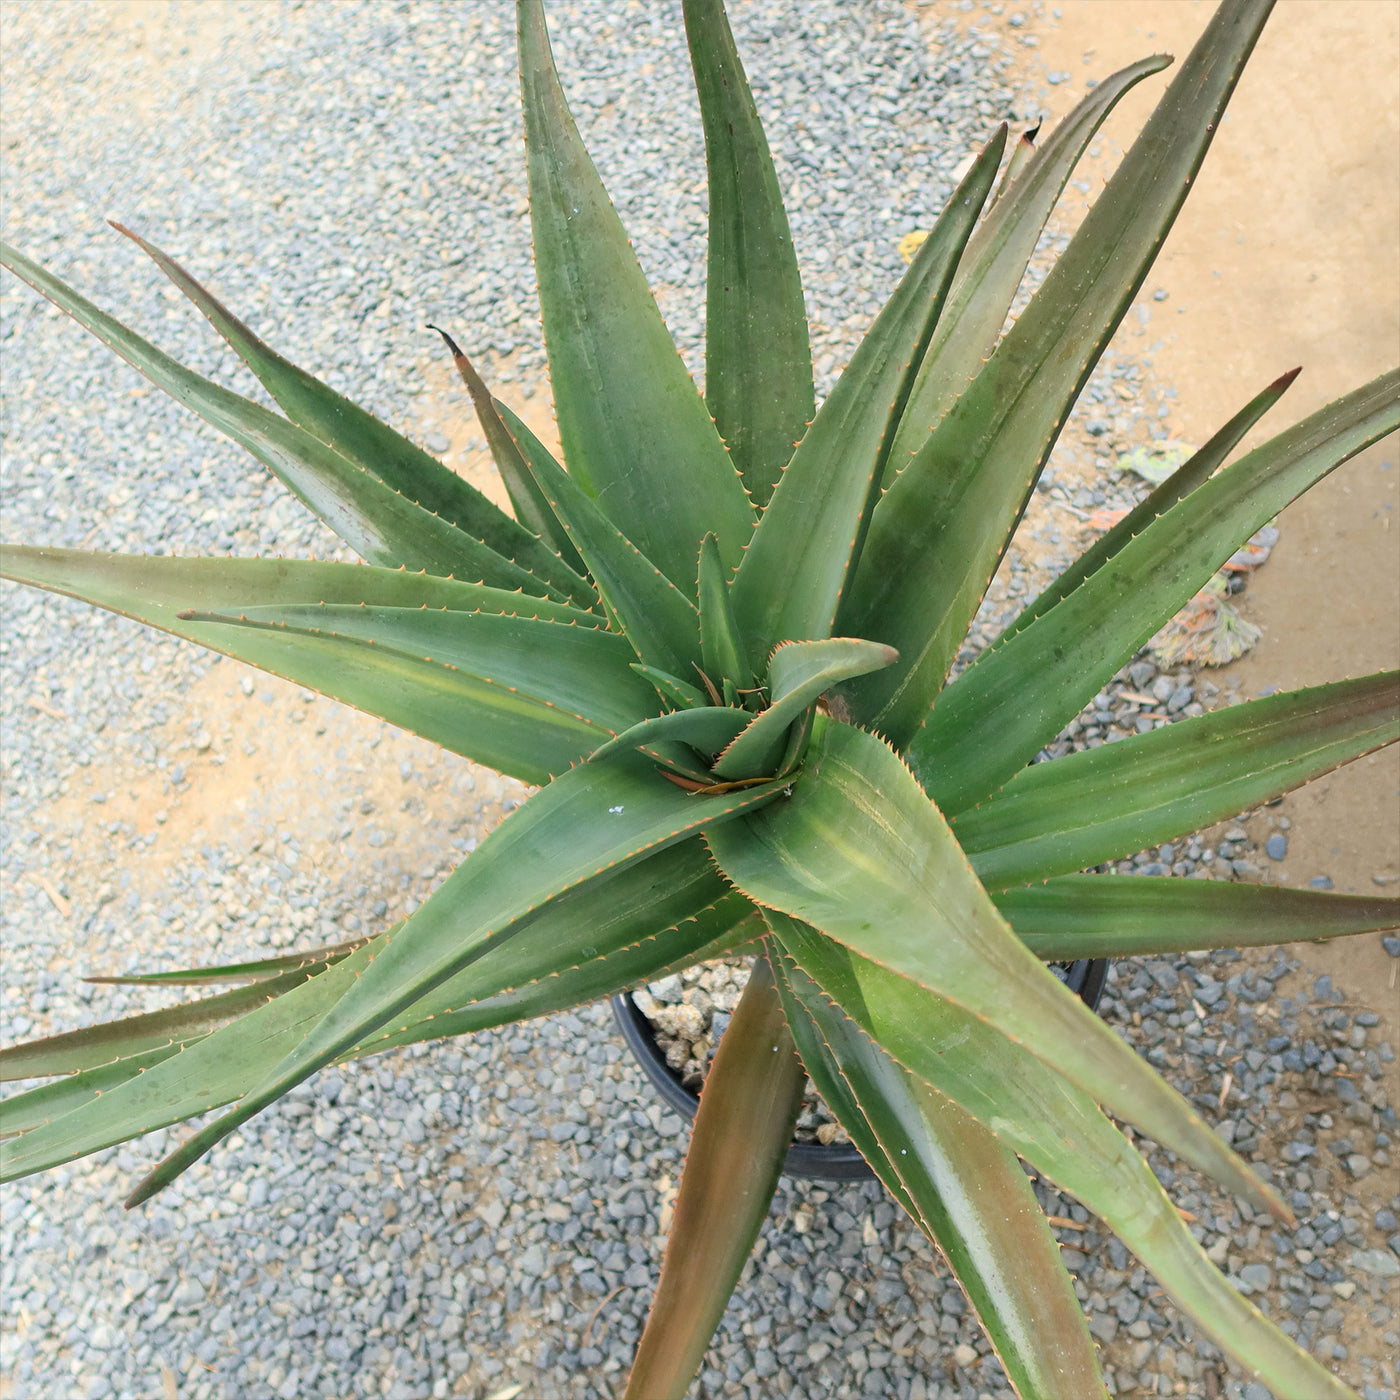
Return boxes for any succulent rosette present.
[2,2,1396,1396]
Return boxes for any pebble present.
[1265,833,1288,861]
[634,962,849,1144]
[1351,1249,1400,1279]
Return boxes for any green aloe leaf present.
[518,0,754,591]
[121,742,791,1205]
[584,705,751,778]
[990,368,1299,654]
[996,875,1400,960]
[623,954,804,1400]
[365,894,762,1059]
[884,54,1173,477]
[1,939,380,1180]
[427,326,591,580]
[83,939,369,987]
[5,907,737,1143]
[775,920,1357,1400]
[2,1050,184,1141]
[957,673,1399,889]
[0,968,323,1082]
[729,128,1006,661]
[113,223,595,608]
[0,845,749,1168]
[630,664,708,712]
[766,947,919,1218]
[183,600,655,739]
[914,371,1400,810]
[697,533,754,697]
[506,420,704,678]
[493,401,591,576]
[842,0,1276,745]
[0,547,622,784]
[0,548,599,628]
[683,0,813,507]
[712,637,897,780]
[771,946,1108,1400]
[706,718,1285,1217]
[989,122,1037,204]
[0,243,564,597]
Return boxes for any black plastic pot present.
[612,957,1110,1185]
[1053,954,1110,1011]
[611,988,873,1180]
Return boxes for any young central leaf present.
[712,638,898,781]
[728,128,1005,661]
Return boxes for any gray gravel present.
[2,3,1396,1400]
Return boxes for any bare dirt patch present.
[30,657,526,989]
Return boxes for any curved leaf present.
[518,0,754,590]
[585,706,750,780]
[775,920,1355,1400]
[624,955,803,1400]
[683,0,813,506]
[706,718,1285,1217]
[729,128,1005,661]
[884,54,1173,476]
[914,371,1400,810]
[772,946,1107,1400]
[713,637,898,780]
[842,0,1277,745]
[0,243,560,596]
[957,672,1399,889]
[0,547,621,783]
[113,224,595,607]
[996,875,1400,960]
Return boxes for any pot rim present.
[609,989,876,1181]
[610,957,1110,1184]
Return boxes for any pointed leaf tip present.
[519,0,753,590]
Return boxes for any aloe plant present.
[1,1,1396,1396]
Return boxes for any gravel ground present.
[1,3,1396,1399]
